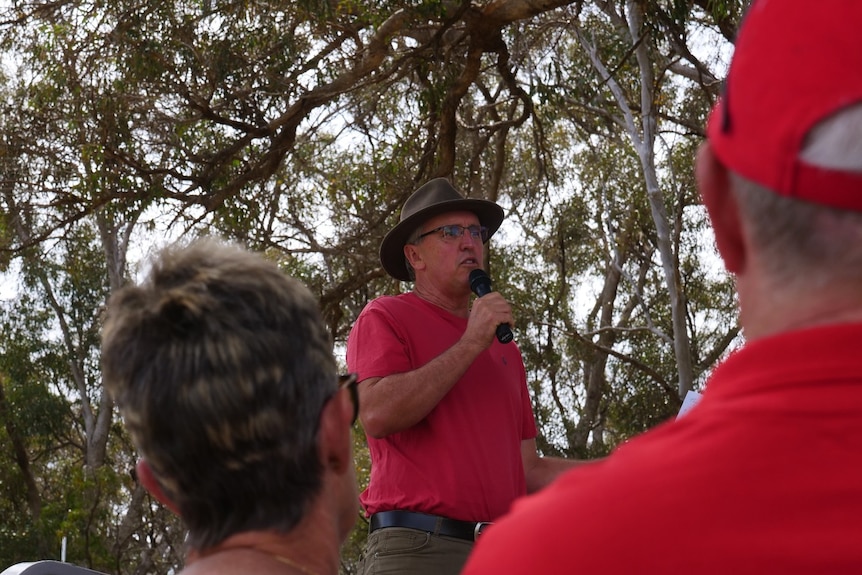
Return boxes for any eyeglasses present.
[416,224,489,243]
[338,373,359,425]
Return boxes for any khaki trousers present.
[359,526,474,575]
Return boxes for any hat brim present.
[379,198,505,282]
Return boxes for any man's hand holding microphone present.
[469,269,514,344]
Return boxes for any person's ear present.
[136,459,182,516]
[404,243,425,275]
[318,389,354,475]
[696,142,746,274]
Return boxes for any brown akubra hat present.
[379,177,505,281]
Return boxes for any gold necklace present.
[270,552,321,575]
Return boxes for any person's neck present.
[413,284,471,317]
[738,277,862,341]
[185,525,337,575]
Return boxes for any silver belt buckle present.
[473,521,492,539]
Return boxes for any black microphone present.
[469,269,514,344]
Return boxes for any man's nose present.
[459,229,480,246]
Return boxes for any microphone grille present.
[469,268,490,292]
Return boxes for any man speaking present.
[347,177,592,575]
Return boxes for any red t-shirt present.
[463,322,862,574]
[346,292,537,522]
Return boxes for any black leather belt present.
[370,510,491,541]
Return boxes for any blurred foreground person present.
[101,238,359,575]
[463,1,862,573]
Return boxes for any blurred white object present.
[677,390,703,419]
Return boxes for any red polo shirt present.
[464,323,862,574]
[347,292,537,522]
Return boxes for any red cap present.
[706,0,862,211]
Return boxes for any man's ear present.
[136,459,182,516]
[696,142,746,274]
[404,243,425,275]
[318,389,354,475]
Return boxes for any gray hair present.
[101,238,337,549]
[729,104,862,289]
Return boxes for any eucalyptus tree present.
[0,0,747,572]
[0,226,136,569]
[496,0,746,460]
